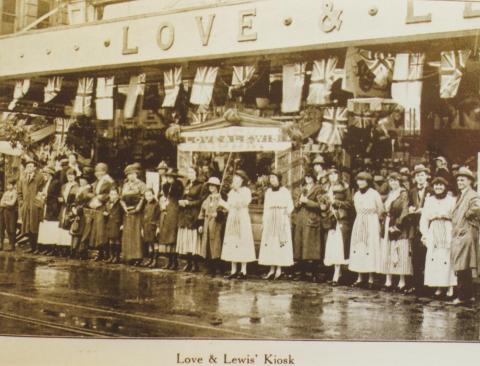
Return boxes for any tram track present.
[0,290,260,338]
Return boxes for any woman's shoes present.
[182,263,192,272]
[263,272,275,280]
[225,272,238,280]
[236,273,247,280]
[331,281,339,287]
[274,272,284,281]
[351,281,364,288]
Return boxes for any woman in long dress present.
[220,170,256,280]
[158,169,184,270]
[292,169,324,282]
[349,172,384,288]
[120,163,146,265]
[176,167,204,272]
[378,172,412,292]
[258,172,294,280]
[57,168,79,256]
[323,168,353,285]
[420,176,457,298]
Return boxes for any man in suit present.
[18,159,44,253]
[451,167,480,306]
[406,164,432,296]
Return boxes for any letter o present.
[157,22,175,50]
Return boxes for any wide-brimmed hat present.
[312,155,325,165]
[356,171,373,182]
[94,162,109,173]
[431,176,449,187]
[374,175,385,183]
[434,156,448,165]
[124,163,141,176]
[413,164,430,176]
[42,166,55,175]
[454,166,475,181]
[234,170,249,183]
[207,177,221,186]
[328,168,340,175]
[387,172,402,182]
[399,167,410,176]
[165,168,182,178]
[23,157,37,167]
[156,161,169,171]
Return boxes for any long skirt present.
[324,225,349,266]
[38,221,60,245]
[389,239,413,275]
[425,220,457,287]
[258,235,294,267]
[348,213,380,273]
[377,237,391,274]
[122,213,143,260]
[176,228,201,256]
[90,209,107,248]
[57,228,72,247]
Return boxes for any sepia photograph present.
[0,0,479,364]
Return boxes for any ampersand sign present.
[321,0,343,33]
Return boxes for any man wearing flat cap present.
[18,159,44,253]
[81,163,114,257]
[451,167,480,305]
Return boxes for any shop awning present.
[179,110,291,152]
[0,124,55,156]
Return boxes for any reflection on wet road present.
[0,253,478,340]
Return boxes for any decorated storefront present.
[0,0,480,187]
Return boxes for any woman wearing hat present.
[120,163,146,265]
[57,168,79,256]
[198,176,227,277]
[219,170,256,279]
[419,176,457,298]
[70,169,93,259]
[349,171,384,288]
[323,169,353,285]
[176,167,204,272]
[292,169,324,282]
[86,163,114,261]
[378,172,413,292]
[158,168,184,270]
[37,165,62,256]
[258,171,294,280]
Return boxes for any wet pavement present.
[0,252,479,340]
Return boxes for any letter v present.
[196,14,216,46]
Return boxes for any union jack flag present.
[162,67,182,108]
[73,77,94,116]
[317,107,348,146]
[307,57,344,105]
[44,76,63,103]
[440,50,471,99]
[190,66,219,106]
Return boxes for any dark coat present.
[143,200,160,243]
[293,183,324,261]
[18,171,44,235]
[88,176,115,247]
[43,178,61,221]
[381,189,409,240]
[404,185,433,240]
[326,186,354,259]
[59,182,79,230]
[178,180,203,230]
[159,180,184,245]
[451,187,480,272]
[104,199,123,242]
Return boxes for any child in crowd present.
[142,189,160,268]
[104,187,123,263]
[0,179,18,251]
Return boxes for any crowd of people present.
[0,152,479,307]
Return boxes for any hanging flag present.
[190,66,219,106]
[439,50,471,99]
[307,58,344,105]
[391,53,425,133]
[162,67,182,108]
[44,76,63,103]
[317,106,348,146]
[95,76,115,120]
[342,47,394,98]
[229,65,256,98]
[54,117,74,149]
[124,73,146,119]
[8,79,30,110]
[73,77,94,116]
[281,62,306,113]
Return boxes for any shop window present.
[1,0,17,34]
